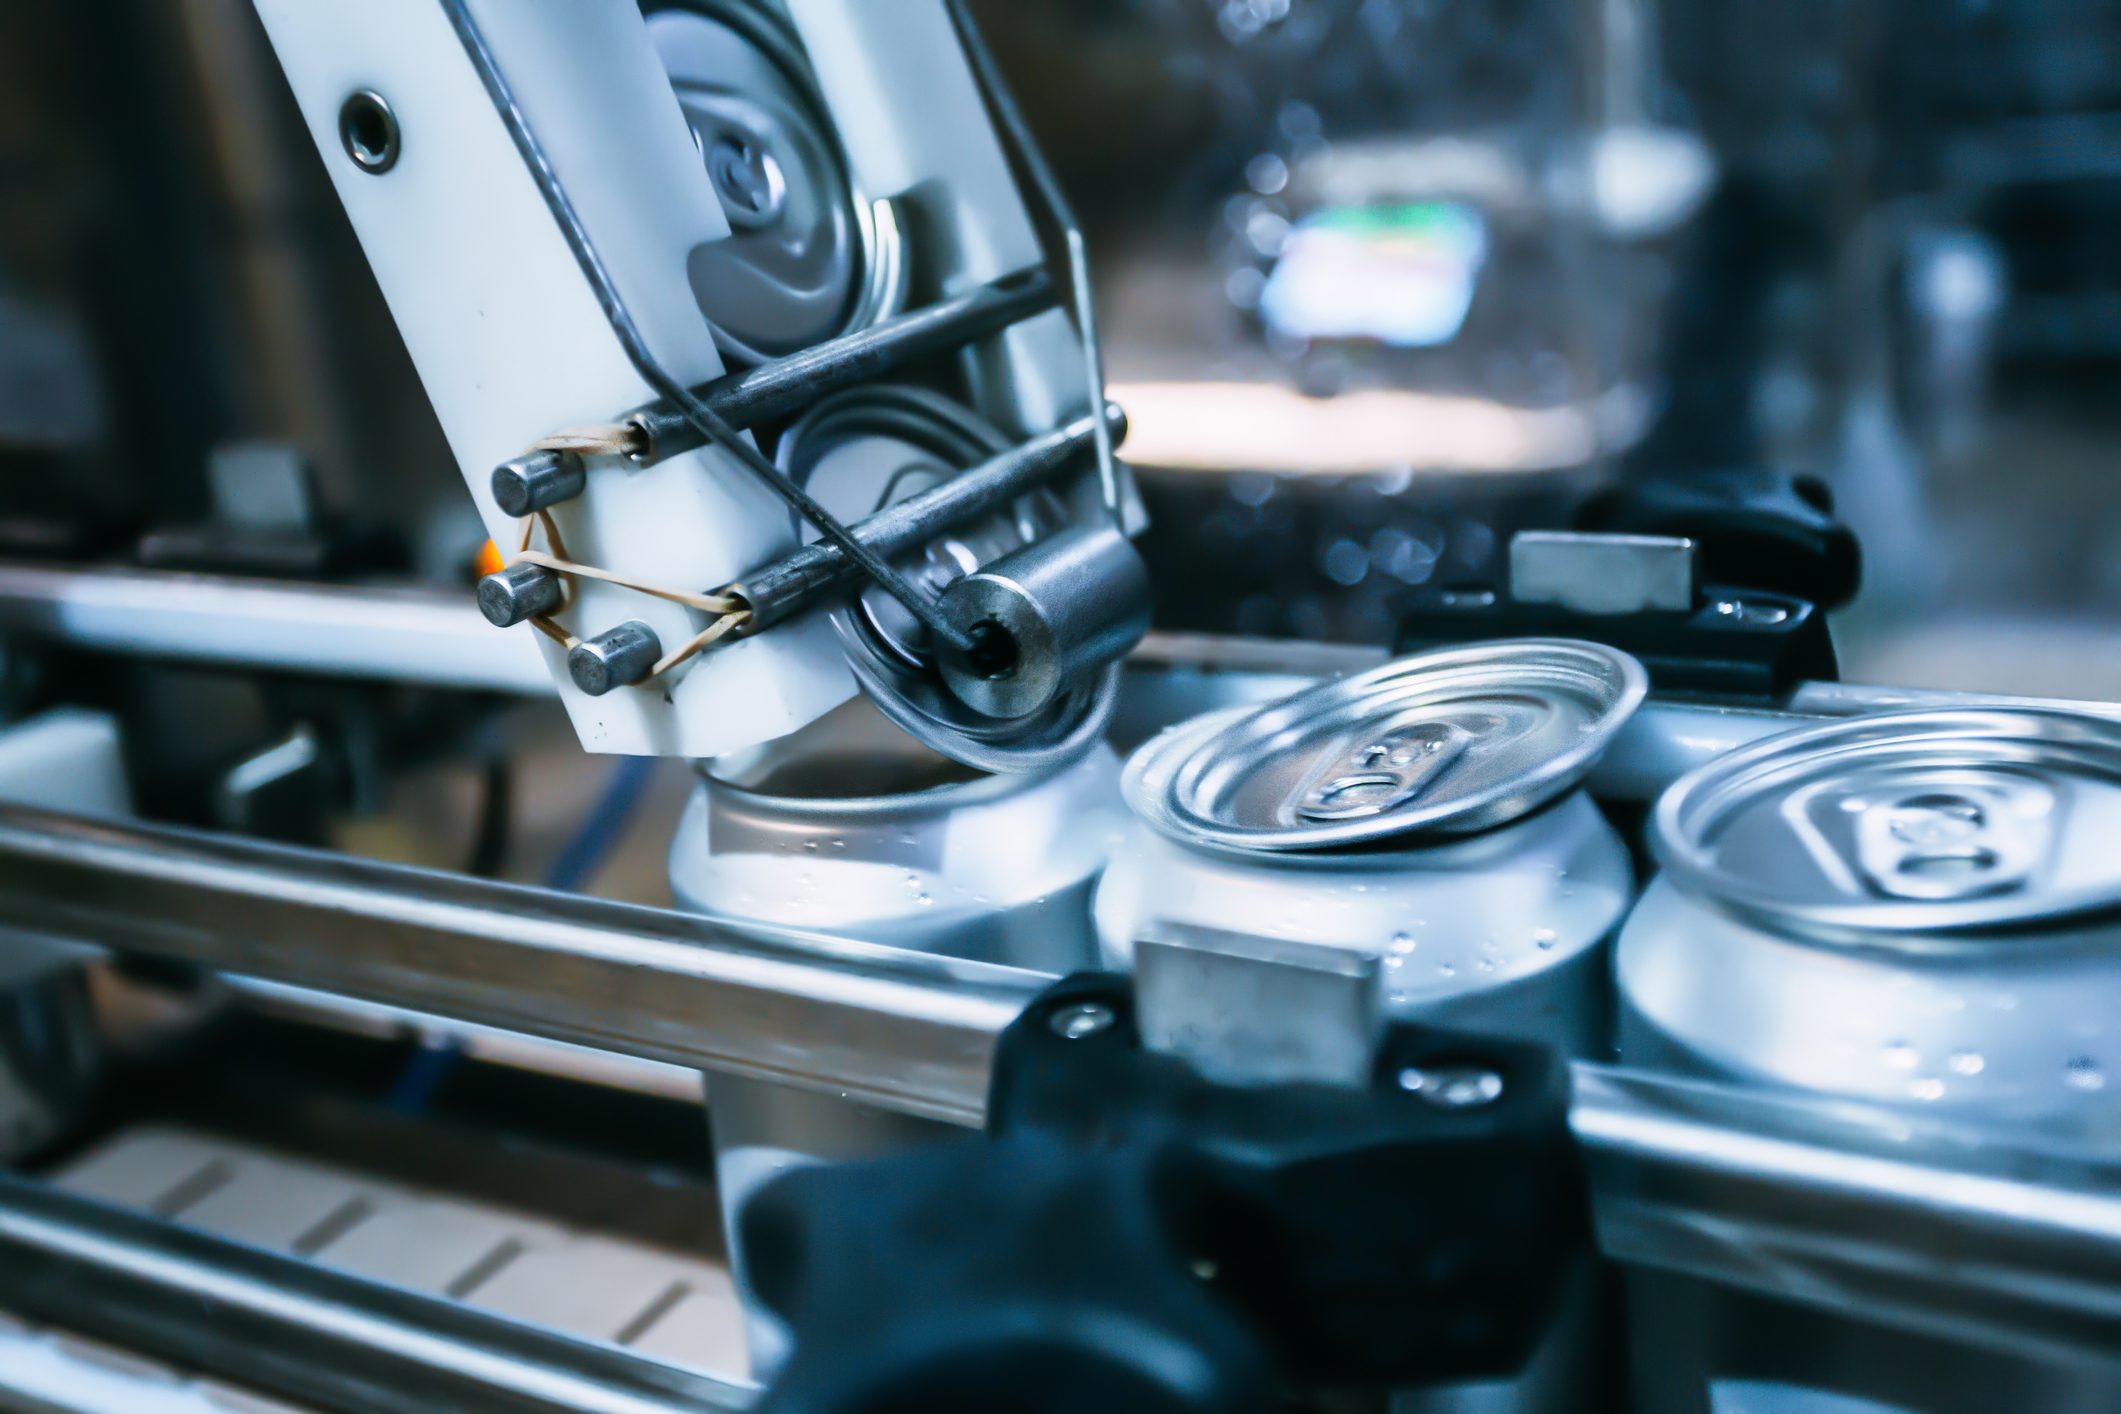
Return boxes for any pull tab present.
[1852,786,2047,901]
[1294,721,1471,823]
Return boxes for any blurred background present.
[3,0,2121,893]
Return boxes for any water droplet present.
[1532,928,1558,951]
[914,893,934,907]
[1388,990,1408,1005]
[803,840,819,853]
[1389,932,1417,954]
[1383,955,1403,971]
[1436,963,1457,978]
[1948,1051,1985,1076]
[1908,1078,1946,1102]
[1475,958,1496,973]
[1881,1041,1919,1071]
[830,838,846,850]
[2066,1057,2107,1092]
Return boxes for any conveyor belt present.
[0,1125,751,1412]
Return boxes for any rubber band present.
[528,423,641,458]
[501,460,750,686]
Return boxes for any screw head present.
[1397,1064,1505,1109]
[568,621,662,697]
[1048,1001,1116,1040]
[477,563,564,628]
[491,449,587,518]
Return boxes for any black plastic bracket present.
[741,973,1589,1413]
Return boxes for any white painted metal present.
[784,0,1085,434]
[784,0,1141,531]
[251,0,854,757]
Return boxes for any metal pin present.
[568,622,661,697]
[476,563,565,628]
[490,450,587,518]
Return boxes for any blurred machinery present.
[0,2,2119,1413]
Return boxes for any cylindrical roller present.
[477,562,566,627]
[569,621,662,697]
[489,449,587,517]
[935,525,1152,720]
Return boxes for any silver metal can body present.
[669,700,1125,1376]
[1096,788,1632,1060]
[1094,641,1648,1414]
[1616,708,2121,1413]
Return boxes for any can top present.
[1653,707,2121,937]
[1128,639,1647,851]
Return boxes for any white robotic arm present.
[251,0,1146,765]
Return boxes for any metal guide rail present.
[0,802,2115,1401]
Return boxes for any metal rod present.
[725,403,1119,636]
[0,1172,754,1413]
[0,805,2119,1354]
[436,0,975,656]
[0,803,1036,1125]
[625,270,1058,465]
[0,562,550,693]
[1573,1063,2121,1365]
[944,0,1122,523]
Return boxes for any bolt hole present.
[963,619,1019,679]
[339,91,400,174]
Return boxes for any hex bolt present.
[1397,1065,1505,1109]
[476,563,565,628]
[490,449,588,518]
[1048,1001,1116,1040]
[568,621,662,697]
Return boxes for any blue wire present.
[543,755,658,893]
[386,755,659,1113]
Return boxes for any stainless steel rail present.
[0,804,2117,1361]
[1574,1064,2121,1366]
[0,804,1036,1125]
[7,559,2117,794]
[0,1171,754,1413]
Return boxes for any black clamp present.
[742,973,1589,1413]
[1397,465,1858,698]
[1576,466,1861,613]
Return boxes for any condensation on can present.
[1094,640,1647,1414]
[1617,707,2121,1414]
[1096,640,1647,1058]
[670,694,1126,1377]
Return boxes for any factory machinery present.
[0,3,2118,1412]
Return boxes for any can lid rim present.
[1125,638,1647,851]
[1652,706,2121,936]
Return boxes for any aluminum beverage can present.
[1618,707,2121,1413]
[671,696,1125,1375]
[646,0,904,363]
[1095,638,1648,1414]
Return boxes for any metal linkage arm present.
[623,270,1058,465]
[724,403,1121,637]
